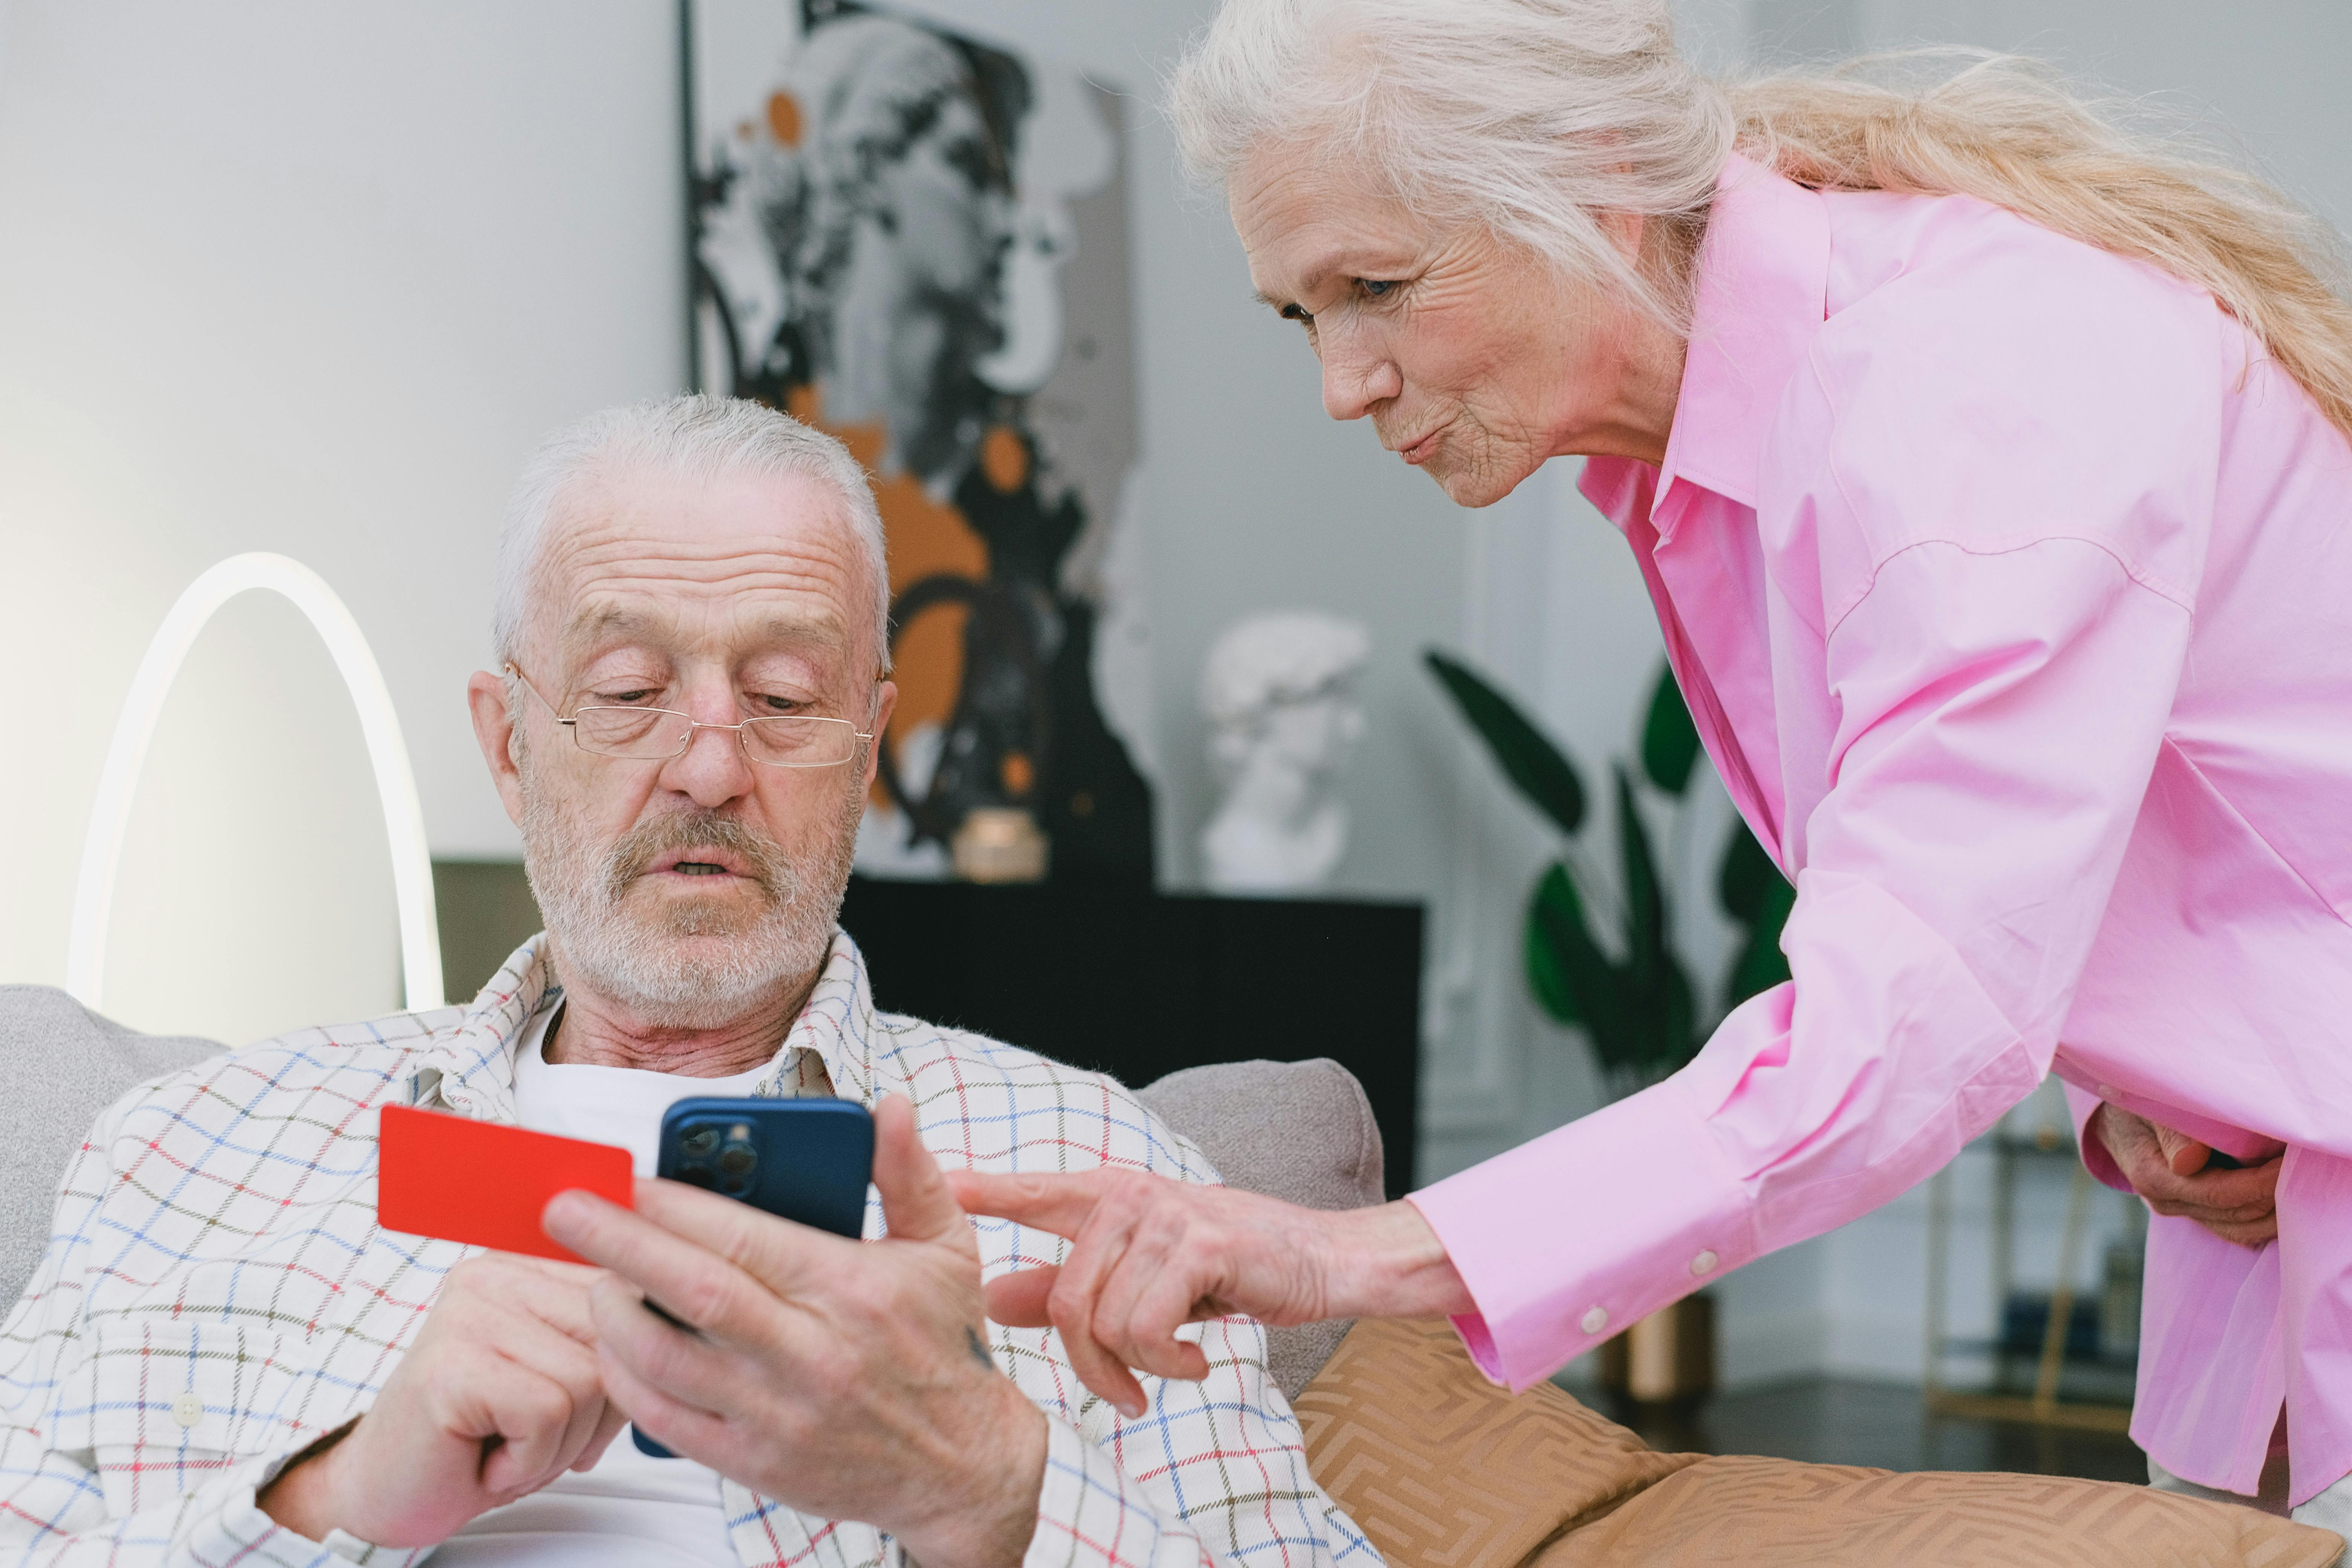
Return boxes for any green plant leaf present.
[1525,863,1638,1070]
[1724,877,1796,1007]
[1719,821,1795,1011]
[1614,764,1668,994]
[1648,954,1701,1082]
[1717,821,1784,924]
[1425,649,1585,837]
[1640,665,1702,795]
[1524,864,1583,1027]
[1603,762,1709,1084]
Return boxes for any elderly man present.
[0,397,1372,1568]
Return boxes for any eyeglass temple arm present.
[505,663,578,727]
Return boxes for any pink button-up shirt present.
[1409,153,2352,1505]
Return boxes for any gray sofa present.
[0,984,1384,1397]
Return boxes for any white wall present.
[0,4,687,1043]
[6,1,691,849]
[1865,0,2352,234]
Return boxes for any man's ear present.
[861,680,899,795]
[467,669,527,829]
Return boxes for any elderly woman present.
[952,0,2352,1531]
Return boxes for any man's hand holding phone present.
[544,1094,1048,1568]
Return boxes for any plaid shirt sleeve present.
[907,1038,1378,1568]
[0,1083,417,1568]
[1022,1313,1371,1568]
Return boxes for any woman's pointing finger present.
[945,1168,1111,1237]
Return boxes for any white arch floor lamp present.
[65,552,444,1015]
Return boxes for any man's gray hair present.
[492,395,891,669]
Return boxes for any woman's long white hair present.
[1168,0,2352,438]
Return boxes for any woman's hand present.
[2090,1104,2280,1247]
[944,1170,1470,1416]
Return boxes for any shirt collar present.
[1582,153,1832,535]
[407,928,880,1119]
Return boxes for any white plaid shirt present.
[0,933,1377,1568]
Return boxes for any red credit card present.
[378,1104,633,1263]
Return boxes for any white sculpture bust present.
[1199,611,1372,894]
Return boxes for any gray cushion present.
[0,986,224,1306]
[1135,1057,1386,1401]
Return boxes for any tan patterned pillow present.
[1546,1455,2343,1568]
[1292,1315,1701,1568]
[1296,1317,2344,1568]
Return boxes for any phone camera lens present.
[717,1142,756,1176]
[682,1127,719,1158]
[680,1166,717,1190]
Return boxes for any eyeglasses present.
[505,664,873,769]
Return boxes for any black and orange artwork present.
[683,0,1153,884]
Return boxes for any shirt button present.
[1580,1306,1609,1335]
[1690,1250,1720,1276]
[170,1392,203,1428]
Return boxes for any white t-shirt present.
[432,1006,772,1567]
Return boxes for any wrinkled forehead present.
[1231,142,1430,297]
[527,462,877,674]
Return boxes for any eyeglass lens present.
[570,707,859,767]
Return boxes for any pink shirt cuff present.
[1406,1080,1754,1391]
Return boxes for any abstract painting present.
[683,0,1156,884]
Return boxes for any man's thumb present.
[871,1092,968,1246]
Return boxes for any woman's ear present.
[1596,207,1646,265]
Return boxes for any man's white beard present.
[517,760,863,1029]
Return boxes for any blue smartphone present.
[631,1096,874,1457]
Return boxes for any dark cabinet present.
[839,877,1423,1196]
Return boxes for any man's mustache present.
[602,811,794,903]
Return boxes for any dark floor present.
[1600,1377,2147,1484]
